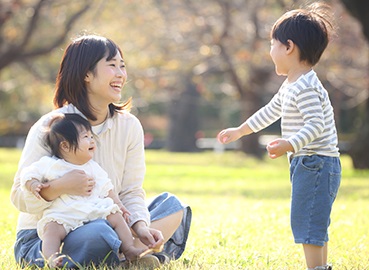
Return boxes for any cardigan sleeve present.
[11,115,54,214]
[119,115,150,227]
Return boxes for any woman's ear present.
[84,72,92,82]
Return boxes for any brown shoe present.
[121,254,161,269]
[152,252,171,264]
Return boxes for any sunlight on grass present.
[1,148,369,269]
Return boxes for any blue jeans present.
[14,192,191,268]
[290,155,341,246]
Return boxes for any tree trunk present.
[349,99,369,169]
[239,67,272,158]
[167,76,200,152]
[340,0,369,40]
[340,0,369,168]
[239,96,263,158]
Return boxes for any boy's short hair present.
[271,2,334,66]
[45,113,92,158]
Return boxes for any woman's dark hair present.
[271,2,335,66]
[53,35,131,121]
[45,113,92,159]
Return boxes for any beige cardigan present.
[11,104,150,232]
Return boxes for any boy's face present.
[270,39,289,76]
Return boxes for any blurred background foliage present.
[0,0,368,167]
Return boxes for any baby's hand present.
[26,179,49,200]
[118,203,131,223]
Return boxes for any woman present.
[11,35,191,268]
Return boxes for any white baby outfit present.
[20,156,120,240]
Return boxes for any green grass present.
[1,148,368,269]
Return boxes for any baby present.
[20,113,145,267]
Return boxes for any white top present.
[11,104,150,232]
[246,70,339,158]
[20,156,120,239]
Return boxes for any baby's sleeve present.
[20,156,51,191]
[91,161,115,198]
[17,156,55,214]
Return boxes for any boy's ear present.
[286,39,295,54]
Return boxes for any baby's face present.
[75,128,95,164]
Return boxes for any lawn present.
[1,148,368,269]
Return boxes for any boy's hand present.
[217,128,242,144]
[266,138,293,159]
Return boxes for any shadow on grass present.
[146,186,292,200]
[146,182,369,200]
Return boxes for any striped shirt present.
[246,70,340,158]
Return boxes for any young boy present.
[20,113,146,267]
[217,3,341,270]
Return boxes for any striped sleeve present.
[286,87,325,153]
[246,92,282,133]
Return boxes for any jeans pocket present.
[329,172,341,199]
[300,155,323,171]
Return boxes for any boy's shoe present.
[121,254,161,269]
[313,265,332,270]
[152,251,171,264]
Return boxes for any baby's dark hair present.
[271,2,335,66]
[45,113,92,159]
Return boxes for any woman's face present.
[84,50,127,109]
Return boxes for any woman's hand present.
[132,221,164,250]
[62,170,95,196]
[40,169,95,201]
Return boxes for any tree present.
[340,0,369,169]
[167,72,200,152]
[0,0,90,71]
[0,0,91,138]
[102,0,367,157]
[340,0,369,40]
[1,0,367,162]
[148,0,368,158]
[147,0,279,154]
